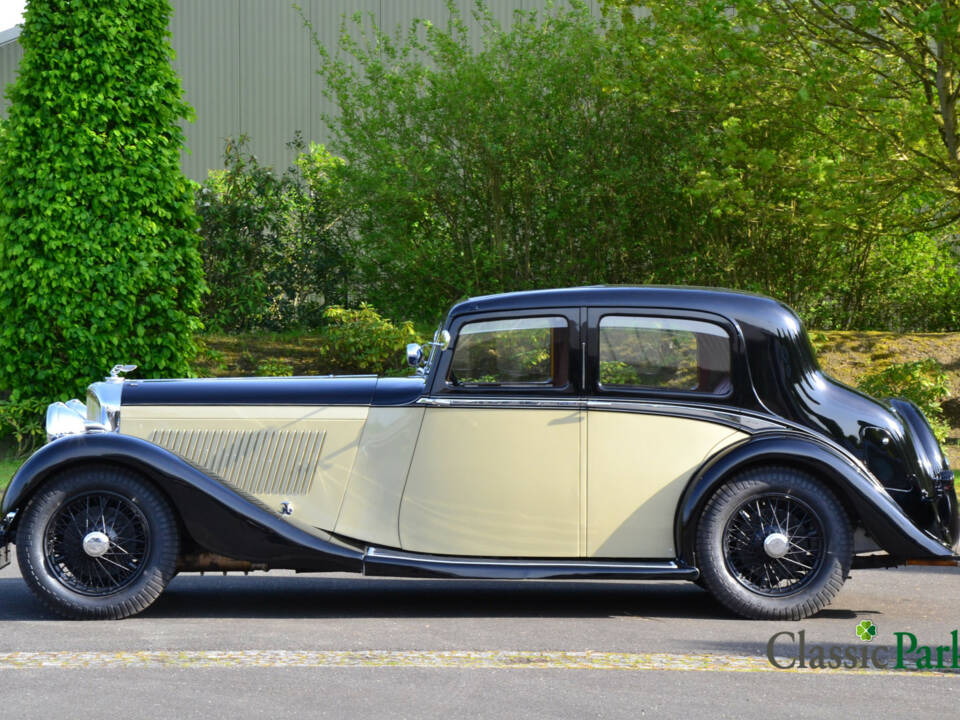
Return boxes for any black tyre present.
[16,465,179,619]
[695,466,852,620]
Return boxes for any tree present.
[0,0,204,408]
[196,136,352,331]
[315,0,960,329]
[604,0,960,328]
[315,1,698,321]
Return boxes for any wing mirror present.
[406,343,424,367]
[406,330,451,369]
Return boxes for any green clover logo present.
[856,620,878,642]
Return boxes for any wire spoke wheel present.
[42,491,150,597]
[721,492,826,597]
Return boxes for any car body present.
[1,286,957,620]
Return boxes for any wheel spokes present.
[43,491,149,597]
[722,492,826,596]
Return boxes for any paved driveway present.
[0,560,957,718]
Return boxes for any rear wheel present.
[696,466,852,620]
[16,466,179,619]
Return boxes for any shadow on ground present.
[0,574,881,623]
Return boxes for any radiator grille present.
[149,428,325,496]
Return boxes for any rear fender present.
[675,432,954,565]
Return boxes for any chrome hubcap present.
[81,531,110,558]
[763,532,790,559]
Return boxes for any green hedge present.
[0,0,204,414]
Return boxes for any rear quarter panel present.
[587,411,746,557]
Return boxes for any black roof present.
[447,286,801,335]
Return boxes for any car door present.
[584,309,748,558]
[399,309,583,557]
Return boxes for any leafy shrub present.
[0,0,204,413]
[318,305,419,375]
[195,140,279,332]
[599,361,642,387]
[0,400,47,456]
[256,360,294,377]
[857,360,950,442]
[196,137,352,331]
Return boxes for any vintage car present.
[1,286,957,621]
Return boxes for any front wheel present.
[695,466,852,620]
[16,466,179,619]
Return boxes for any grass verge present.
[0,452,21,495]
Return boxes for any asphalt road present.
[0,558,958,719]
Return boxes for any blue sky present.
[0,1,25,33]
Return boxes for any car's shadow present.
[0,574,865,621]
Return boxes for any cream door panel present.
[587,412,745,557]
[400,407,580,557]
[121,404,368,531]
[334,406,426,547]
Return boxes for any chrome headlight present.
[45,402,87,441]
[45,366,132,443]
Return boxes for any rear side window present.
[449,316,569,387]
[598,316,731,394]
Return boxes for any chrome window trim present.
[595,312,734,399]
[447,313,571,390]
[429,307,582,398]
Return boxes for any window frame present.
[585,308,743,403]
[428,308,581,397]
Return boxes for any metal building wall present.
[0,0,602,181]
[0,33,23,118]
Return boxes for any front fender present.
[1,433,363,571]
[675,432,955,565]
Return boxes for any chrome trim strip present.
[366,547,681,571]
[415,395,783,433]
[416,397,583,410]
[362,546,699,579]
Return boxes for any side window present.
[449,316,569,388]
[598,316,731,394]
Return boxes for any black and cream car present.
[1,287,957,620]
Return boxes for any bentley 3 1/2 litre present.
[1,286,957,620]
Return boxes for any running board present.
[362,547,699,581]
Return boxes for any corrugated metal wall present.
[0,0,602,180]
[0,36,23,117]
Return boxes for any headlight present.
[45,369,129,443]
[45,402,87,441]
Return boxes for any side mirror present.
[406,343,424,367]
[408,329,451,371]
